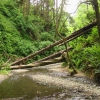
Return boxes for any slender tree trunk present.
[22,0,30,18]
[55,0,58,38]
[55,0,76,73]
[93,0,100,37]
[46,0,50,31]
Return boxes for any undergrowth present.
[0,59,10,74]
[69,28,100,82]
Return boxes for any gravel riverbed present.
[0,63,100,100]
[28,63,100,100]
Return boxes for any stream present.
[0,63,100,100]
[0,75,62,100]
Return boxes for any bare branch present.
[68,0,93,16]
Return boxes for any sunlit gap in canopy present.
[58,0,84,16]
[30,0,83,16]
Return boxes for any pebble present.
[98,87,100,89]
[59,93,66,97]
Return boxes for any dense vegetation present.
[0,0,100,82]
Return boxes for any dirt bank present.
[0,74,8,83]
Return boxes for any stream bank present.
[0,63,100,100]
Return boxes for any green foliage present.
[62,62,68,67]
[69,27,100,82]
[0,59,10,74]
[72,38,100,68]
[67,2,100,82]
[71,4,95,32]
[41,32,54,41]
[0,0,45,62]
[25,15,45,40]
[1,0,100,83]
[0,70,10,74]
[0,0,17,17]
[39,41,53,57]
[1,64,10,71]
[0,13,20,59]
[0,59,4,69]
[15,39,37,56]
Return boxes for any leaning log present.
[11,56,64,69]
[11,48,73,69]
[59,26,95,46]
[11,20,97,65]
[33,47,73,63]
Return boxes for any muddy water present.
[0,69,62,100]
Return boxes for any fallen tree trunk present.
[58,26,95,46]
[33,47,73,63]
[11,56,64,69]
[11,48,73,69]
[11,20,97,65]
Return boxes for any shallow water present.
[0,75,62,99]
[0,66,99,100]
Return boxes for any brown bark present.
[22,0,30,18]
[33,47,73,63]
[93,0,100,37]
[59,26,95,46]
[11,56,64,69]
[11,20,97,66]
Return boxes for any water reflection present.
[0,75,62,99]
